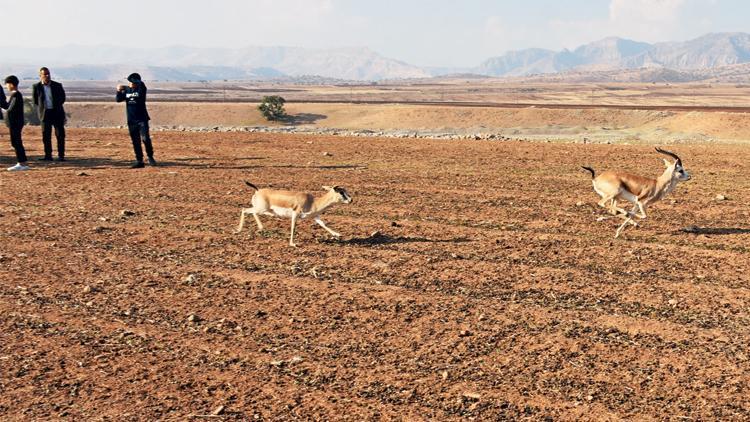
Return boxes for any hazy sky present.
[2,0,748,67]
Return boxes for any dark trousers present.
[128,120,154,162]
[9,125,28,163]
[41,110,66,158]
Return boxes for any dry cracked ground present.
[1,129,749,420]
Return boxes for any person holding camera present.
[116,73,156,168]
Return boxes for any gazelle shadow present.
[680,226,750,235]
[332,233,473,245]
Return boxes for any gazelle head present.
[656,148,691,182]
[323,186,353,204]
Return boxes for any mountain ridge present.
[3,33,750,82]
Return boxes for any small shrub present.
[258,96,286,121]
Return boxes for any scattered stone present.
[575,201,585,207]
[77,172,89,176]
[83,285,93,294]
[187,314,200,323]
[270,360,285,367]
[322,152,332,157]
[289,356,304,365]
[391,221,402,227]
[462,392,481,400]
[441,370,449,381]
[668,299,678,306]
[184,274,198,284]
[212,405,225,416]
[715,194,727,201]
[120,209,136,217]
[459,329,472,337]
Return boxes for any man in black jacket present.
[32,67,66,161]
[2,75,30,171]
[116,73,156,168]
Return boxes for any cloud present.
[609,0,685,22]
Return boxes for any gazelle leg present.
[252,212,264,231]
[314,217,341,237]
[236,208,251,233]
[615,216,632,238]
[634,201,647,219]
[289,212,299,247]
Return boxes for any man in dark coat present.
[116,73,156,168]
[2,75,30,171]
[31,67,66,161]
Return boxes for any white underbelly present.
[268,206,312,219]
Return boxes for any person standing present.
[1,76,30,171]
[116,73,156,168]
[32,67,67,161]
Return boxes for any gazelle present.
[236,181,353,247]
[582,148,691,238]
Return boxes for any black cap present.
[126,73,142,83]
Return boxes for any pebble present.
[120,209,136,217]
[715,194,727,201]
[187,314,200,323]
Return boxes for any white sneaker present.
[7,163,30,171]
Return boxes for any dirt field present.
[1,129,749,420]
[63,80,750,107]
[66,101,750,144]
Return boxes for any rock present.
[459,329,472,337]
[77,172,89,176]
[462,392,481,400]
[83,285,93,294]
[187,314,200,323]
[668,299,678,306]
[441,370,449,381]
[289,356,304,365]
[576,201,585,207]
[120,209,136,217]
[322,152,332,157]
[212,405,225,415]
[184,274,197,284]
[270,360,285,367]
[715,194,727,201]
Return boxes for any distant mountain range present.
[3,33,750,82]
[475,33,750,77]
[0,45,428,81]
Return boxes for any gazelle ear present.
[322,185,333,191]
[663,158,672,168]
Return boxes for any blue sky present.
[1,0,748,66]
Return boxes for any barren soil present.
[1,129,749,420]
[67,102,750,144]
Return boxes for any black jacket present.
[0,86,5,120]
[31,80,66,121]
[116,82,150,123]
[2,90,25,128]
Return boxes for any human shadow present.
[244,164,367,170]
[680,226,750,235]
[331,233,473,245]
[281,113,327,126]
[9,156,267,171]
